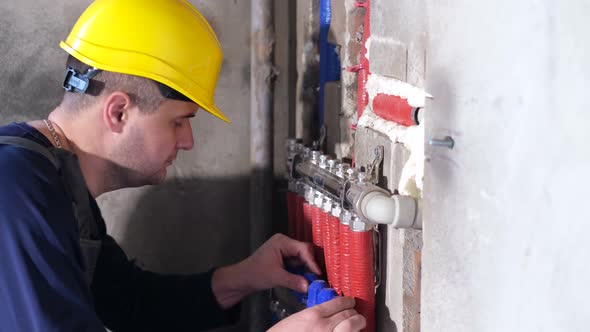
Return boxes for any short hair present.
[60,55,165,113]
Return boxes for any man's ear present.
[103,91,133,133]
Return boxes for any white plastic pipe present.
[359,192,421,229]
[361,192,396,224]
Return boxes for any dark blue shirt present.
[0,123,102,331]
[0,123,238,332]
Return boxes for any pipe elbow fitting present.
[358,191,421,229]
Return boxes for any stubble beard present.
[106,128,165,190]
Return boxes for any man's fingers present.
[278,236,322,275]
[326,309,358,329]
[276,269,308,293]
[333,314,367,332]
[315,296,356,317]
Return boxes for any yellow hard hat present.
[60,0,229,123]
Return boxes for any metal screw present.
[319,155,328,168]
[297,181,307,197]
[304,186,314,203]
[327,159,337,172]
[331,204,342,218]
[322,198,333,213]
[311,151,321,164]
[314,192,324,208]
[428,136,454,149]
[346,168,357,181]
[341,211,353,226]
[351,216,371,232]
[336,163,350,178]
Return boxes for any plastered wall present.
[318,1,590,332]
[422,1,590,331]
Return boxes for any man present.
[0,0,366,331]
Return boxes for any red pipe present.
[373,93,418,126]
[311,204,326,272]
[311,204,323,251]
[355,0,420,127]
[340,221,352,297]
[321,208,333,285]
[350,230,375,332]
[328,214,342,294]
[302,202,314,243]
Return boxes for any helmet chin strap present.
[157,82,192,102]
[63,67,102,95]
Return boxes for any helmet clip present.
[63,67,102,94]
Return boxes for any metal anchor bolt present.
[428,136,454,149]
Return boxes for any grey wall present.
[99,0,252,278]
[0,1,254,331]
[0,1,87,121]
[8,1,587,331]
[316,0,590,331]
[423,1,590,331]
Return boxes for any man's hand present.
[241,233,322,292]
[212,234,322,309]
[268,297,366,332]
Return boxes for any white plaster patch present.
[358,107,424,198]
[336,142,354,160]
[366,74,432,108]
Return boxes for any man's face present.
[109,99,197,187]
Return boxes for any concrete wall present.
[423,1,590,331]
[320,0,590,331]
[8,1,589,331]
[0,1,254,331]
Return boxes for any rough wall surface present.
[357,0,427,331]
[273,1,296,178]
[295,0,319,145]
[0,1,252,331]
[423,1,590,331]
[336,0,364,160]
[320,0,426,330]
[0,0,87,122]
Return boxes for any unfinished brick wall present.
[293,1,426,331]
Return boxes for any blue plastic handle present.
[307,280,328,307]
[317,288,338,305]
[304,273,318,284]
[287,265,309,303]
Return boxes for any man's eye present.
[174,120,183,128]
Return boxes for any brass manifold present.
[286,139,421,230]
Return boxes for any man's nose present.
[177,122,194,150]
